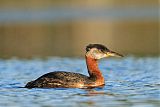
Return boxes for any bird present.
[25,44,123,88]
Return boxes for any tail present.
[25,81,35,88]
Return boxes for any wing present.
[25,71,89,88]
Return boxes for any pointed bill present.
[106,51,124,57]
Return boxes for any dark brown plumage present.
[25,71,95,88]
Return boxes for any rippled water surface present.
[0,57,159,107]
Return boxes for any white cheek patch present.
[87,48,107,59]
[94,53,107,59]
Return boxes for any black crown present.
[86,44,110,52]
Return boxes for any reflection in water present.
[76,89,106,96]
[75,89,133,107]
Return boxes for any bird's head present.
[86,44,123,59]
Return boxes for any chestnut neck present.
[85,55,104,80]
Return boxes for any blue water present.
[0,7,157,24]
[0,57,159,107]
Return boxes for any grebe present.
[25,44,123,88]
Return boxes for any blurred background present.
[0,0,159,58]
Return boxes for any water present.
[0,7,157,24]
[0,57,159,107]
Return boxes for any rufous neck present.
[85,55,103,78]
